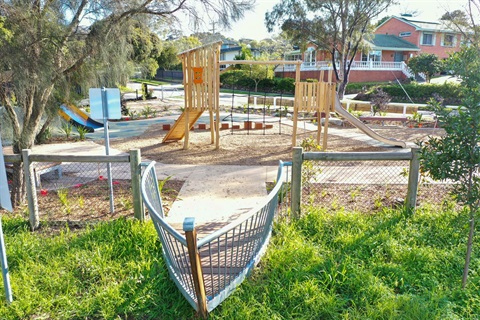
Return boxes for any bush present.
[353,82,462,104]
[345,82,387,94]
[274,77,295,93]
[382,82,462,104]
[220,70,295,94]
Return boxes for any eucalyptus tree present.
[241,35,293,60]
[0,0,253,208]
[265,0,396,98]
[129,22,163,79]
[157,36,202,70]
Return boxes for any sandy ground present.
[105,99,443,165]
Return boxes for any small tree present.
[407,53,443,82]
[370,88,391,115]
[418,46,480,288]
[235,46,274,92]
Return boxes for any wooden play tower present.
[162,42,222,149]
[292,70,337,150]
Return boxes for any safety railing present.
[140,160,291,318]
[276,60,414,77]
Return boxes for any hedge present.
[220,70,462,104]
[220,70,295,93]
[352,82,462,104]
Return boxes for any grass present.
[130,79,170,86]
[0,218,192,319]
[211,206,480,319]
[0,206,479,319]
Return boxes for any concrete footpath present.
[161,165,278,229]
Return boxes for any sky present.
[197,0,469,41]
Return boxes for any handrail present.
[140,162,187,245]
[140,160,290,317]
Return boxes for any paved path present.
[164,165,278,230]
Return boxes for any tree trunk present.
[337,81,347,100]
[462,215,475,288]
[35,114,55,144]
[10,162,26,208]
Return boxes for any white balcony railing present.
[276,60,415,79]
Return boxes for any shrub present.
[220,70,295,94]
[353,82,462,104]
[370,88,391,115]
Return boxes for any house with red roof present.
[278,15,462,83]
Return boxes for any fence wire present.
[6,159,134,221]
[301,160,454,212]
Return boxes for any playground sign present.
[89,88,121,120]
[89,88,121,213]
[192,67,204,84]
[0,132,13,303]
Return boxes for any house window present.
[285,53,301,61]
[443,34,455,47]
[399,32,411,37]
[362,51,381,62]
[304,47,316,65]
[422,32,434,45]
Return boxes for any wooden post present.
[406,148,420,211]
[183,217,208,319]
[22,149,39,230]
[292,62,302,146]
[317,82,325,146]
[214,44,221,150]
[291,147,303,218]
[129,149,144,222]
[184,53,192,150]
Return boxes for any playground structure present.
[162,42,313,149]
[161,42,406,150]
[162,42,221,149]
[58,104,104,133]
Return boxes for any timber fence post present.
[406,147,420,211]
[129,149,144,221]
[183,217,208,319]
[22,149,39,230]
[291,147,303,219]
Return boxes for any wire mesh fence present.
[300,159,455,213]
[3,151,142,226]
[33,161,134,221]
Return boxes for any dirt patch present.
[108,99,442,165]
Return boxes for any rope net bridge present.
[140,161,290,318]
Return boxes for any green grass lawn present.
[130,79,170,86]
[0,205,479,319]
